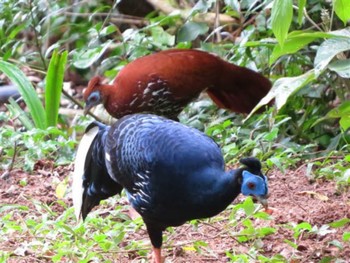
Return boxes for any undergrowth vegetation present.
[0,0,350,262]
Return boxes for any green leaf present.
[0,60,46,129]
[294,222,312,238]
[177,21,209,42]
[343,232,350,241]
[328,58,350,78]
[329,218,350,228]
[270,31,334,65]
[6,97,34,130]
[151,26,175,46]
[327,101,350,131]
[263,127,279,141]
[246,69,316,119]
[0,204,29,213]
[314,36,350,76]
[334,0,350,25]
[327,101,350,118]
[319,257,333,263]
[100,25,117,36]
[284,239,298,249]
[73,40,112,69]
[340,117,350,131]
[298,0,306,25]
[313,101,350,130]
[271,0,293,47]
[241,197,255,216]
[190,0,215,15]
[45,50,68,127]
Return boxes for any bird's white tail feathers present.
[72,126,100,221]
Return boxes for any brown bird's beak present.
[83,104,93,116]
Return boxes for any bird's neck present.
[188,169,242,219]
[217,169,243,203]
[99,83,123,113]
[99,83,116,102]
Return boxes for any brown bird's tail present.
[207,61,271,114]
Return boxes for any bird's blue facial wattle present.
[241,170,268,198]
[85,91,102,115]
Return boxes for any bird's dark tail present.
[207,61,272,113]
[72,122,123,221]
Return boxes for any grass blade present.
[6,97,34,130]
[0,60,46,129]
[45,50,68,127]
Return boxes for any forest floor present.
[0,162,349,262]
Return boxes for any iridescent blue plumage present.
[74,114,268,262]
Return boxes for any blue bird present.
[72,114,269,263]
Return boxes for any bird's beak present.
[255,195,269,209]
[83,104,92,116]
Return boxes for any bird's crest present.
[83,76,102,101]
[72,124,100,221]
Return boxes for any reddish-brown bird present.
[84,49,271,119]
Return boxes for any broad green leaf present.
[334,0,350,25]
[100,25,117,36]
[270,31,334,65]
[151,27,175,46]
[0,60,46,129]
[298,0,306,25]
[294,222,312,238]
[246,69,316,119]
[177,21,209,42]
[263,127,279,141]
[329,218,350,228]
[73,40,112,69]
[241,197,255,216]
[328,58,350,78]
[313,101,350,130]
[314,36,350,76]
[343,232,350,241]
[45,50,68,127]
[340,116,350,131]
[271,0,293,47]
[327,101,350,118]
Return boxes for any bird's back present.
[105,114,236,226]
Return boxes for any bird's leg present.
[146,224,164,263]
[151,247,164,263]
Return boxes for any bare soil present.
[1,162,349,262]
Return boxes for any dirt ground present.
[0,162,349,262]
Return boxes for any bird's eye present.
[247,182,255,190]
[90,95,98,102]
[88,92,101,104]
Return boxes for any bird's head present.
[83,76,104,115]
[239,157,269,209]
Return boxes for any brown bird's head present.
[83,76,105,115]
